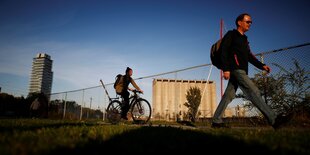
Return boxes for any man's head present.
[235,13,252,33]
[125,67,133,76]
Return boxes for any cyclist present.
[115,67,143,120]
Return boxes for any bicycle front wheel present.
[130,98,151,124]
[106,100,122,124]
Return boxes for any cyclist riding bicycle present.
[115,67,143,120]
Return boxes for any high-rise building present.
[29,53,53,96]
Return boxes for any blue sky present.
[0,0,309,100]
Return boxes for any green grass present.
[0,119,309,154]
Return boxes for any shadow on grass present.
[50,126,296,154]
[0,121,98,133]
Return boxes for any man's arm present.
[221,31,233,80]
[221,31,233,73]
[130,78,143,93]
[248,52,271,73]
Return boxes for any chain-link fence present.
[49,43,310,122]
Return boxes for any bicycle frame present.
[128,90,140,107]
[100,79,151,124]
[111,90,151,124]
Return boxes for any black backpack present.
[210,38,223,70]
[113,74,123,89]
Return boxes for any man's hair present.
[235,13,251,27]
[125,67,132,75]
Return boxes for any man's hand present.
[223,71,230,80]
[262,65,271,73]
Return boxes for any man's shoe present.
[121,114,128,120]
[121,116,128,120]
[211,122,230,128]
[272,112,294,130]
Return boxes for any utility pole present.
[220,19,224,97]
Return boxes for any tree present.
[240,59,309,117]
[272,59,310,114]
[251,71,288,114]
[0,93,27,117]
[184,86,201,122]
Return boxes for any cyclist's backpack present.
[113,74,123,89]
[210,38,223,70]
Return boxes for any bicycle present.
[100,79,152,124]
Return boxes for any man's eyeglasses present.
[244,21,252,24]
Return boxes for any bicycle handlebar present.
[131,89,143,94]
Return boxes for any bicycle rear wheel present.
[106,100,122,124]
[130,98,151,124]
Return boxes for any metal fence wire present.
[49,43,310,122]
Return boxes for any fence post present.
[103,92,106,121]
[63,92,67,119]
[259,54,269,105]
[175,72,178,121]
[80,89,85,120]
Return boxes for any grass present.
[0,119,309,154]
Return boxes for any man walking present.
[211,13,292,129]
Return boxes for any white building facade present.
[29,53,53,96]
[152,79,217,121]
